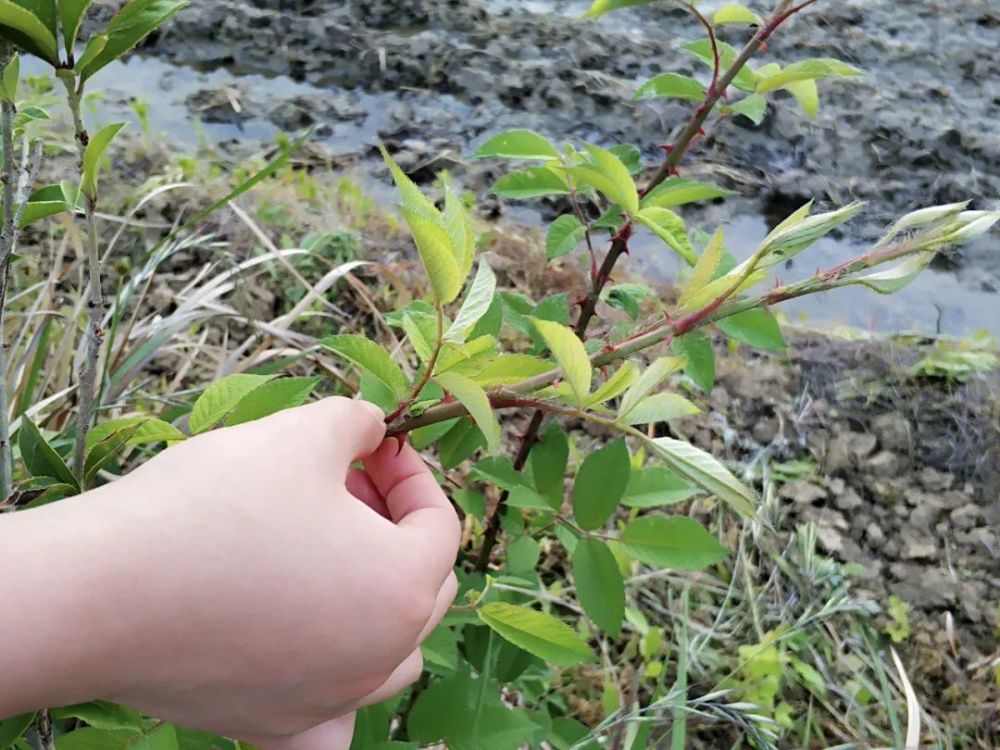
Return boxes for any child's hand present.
[0,398,459,749]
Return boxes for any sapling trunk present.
[0,91,16,500]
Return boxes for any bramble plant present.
[0,0,996,749]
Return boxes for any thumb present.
[288,398,386,466]
[251,714,356,750]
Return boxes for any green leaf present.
[492,167,570,200]
[224,376,320,426]
[572,437,630,530]
[508,535,541,574]
[80,121,127,200]
[636,207,697,265]
[188,373,274,434]
[421,624,459,670]
[727,93,768,125]
[604,283,655,320]
[0,713,35,750]
[478,603,594,665]
[618,356,685,420]
[55,729,134,750]
[401,206,464,305]
[785,78,819,117]
[678,228,723,307]
[848,251,935,294]
[573,539,625,636]
[86,416,184,450]
[0,0,59,63]
[435,372,501,455]
[641,178,732,210]
[648,437,756,518]
[673,331,715,393]
[78,0,189,81]
[0,52,18,103]
[714,3,763,25]
[608,143,643,175]
[472,354,553,387]
[20,184,69,227]
[582,0,658,18]
[570,144,639,215]
[51,702,143,733]
[59,0,93,53]
[403,312,436,363]
[619,393,700,426]
[73,31,107,73]
[18,416,76,487]
[622,515,729,569]
[546,214,587,260]
[531,421,568,510]
[756,58,863,94]
[379,144,439,220]
[321,334,408,396]
[443,184,475,278]
[473,129,560,160]
[635,73,706,102]
[623,467,696,508]
[586,361,638,407]
[532,319,591,407]
[717,308,785,350]
[439,417,485,469]
[682,39,758,92]
[445,260,497,342]
[130,725,178,750]
[84,421,142,485]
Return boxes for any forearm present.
[0,488,129,717]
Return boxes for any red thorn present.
[760,41,769,53]
[668,166,680,176]
[395,434,409,456]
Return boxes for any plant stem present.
[0,92,15,500]
[62,75,103,480]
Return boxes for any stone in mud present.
[779,478,827,506]
[917,466,955,492]
[889,567,958,610]
[834,486,864,511]
[950,503,983,531]
[871,412,913,453]
[186,87,247,124]
[824,431,877,474]
[865,450,902,478]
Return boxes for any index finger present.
[363,439,461,582]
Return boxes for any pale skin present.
[0,398,461,750]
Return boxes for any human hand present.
[0,399,459,749]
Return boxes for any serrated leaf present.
[573,437,630,530]
[51,702,143,733]
[60,0,94,53]
[672,331,715,393]
[436,372,500,455]
[0,0,58,63]
[478,603,594,665]
[623,467,696,508]
[648,437,756,518]
[636,207,697,265]
[582,0,658,18]
[641,178,732,210]
[546,214,587,260]
[225,376,320,426]
[20,184,67,227]
[683,39,758,92]
[0,713,35,749]
[756,58,863,94]
[86,416,184,450]
[586,361,638,407]
[403,312,436,363]
[380,144,439,220]
[81,121,127,199]
[492,166,570,200]
[618,356,685,420]
[18,416,76,487]
[473,129,560,160]
[622,515,729,569]
[619,393,700,426]
[531,421,568,509]
[445,260,497,342]
[532,319,591,406]
[714,3,763,25]
[321,334,408,396]
[571,144,639,214]
[727,93,768,125]
[51,728,133,750]
[443,184,476,278]
[84,422,143,485]
[79,0,189,81]
[847,251,935,294]
[635,72,707,102]
[1,52,18,103]
[188,373,274,434]
[400,206,464,305]
[573,539,625,636]
[608,143,642,175]
[718,308,785,350]
[472,354,553,387]
[679,228,724,307]
[785,78,819,118]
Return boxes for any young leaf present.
[546,214,587,260]
[727,94,768,125]
[648,437,756,518]
[678,228,723,308]
[586,361,638,407]
[714,3,763,25]
[572,437,631,530]
[641,178,732,210]
[492,166,570,200]
[672,331,715,393]
[472,354,553,387]
[572,144,639,215]
[403,312,436,362]
[785,78,819,118]
[81,122,127,200]
[400,207,464,305]
[756,58,863,94]
[573,539,626,636]
[443,184,475,278]
[0,713,36,749]
[532,319,591,406]
[188,374,274,435]
[478,603,594,665]
[636,207,697,265]
[85,421,143,485]
[683,39,758,92]
[224,376,321,427]
[473,129,561,160]
[435,372,501,455]
[51,702,143,733]
[78,0,190,81]
[59,0,94,53]
[635,73,707,102]
[380,144,439,220]
[18,417,77,488]
[623,467,696,508]
[717,308,785,350]
[0,52,18,104]
[618,356,685,420]
[321,334,408,396]
[531,421,569,509]
[0,0,59,63]
[20,184,69,227]
[608,143,643,175]
[445,260,497,343]
[86,416,184,450]
[619,393,700,426]
[622,515,729,570]
[583,0,658,18]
